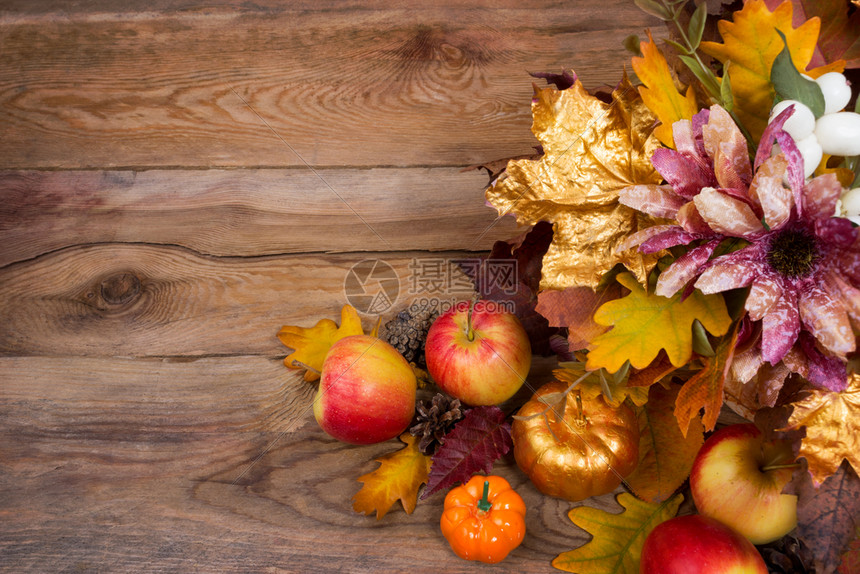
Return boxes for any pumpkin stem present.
[477,480,492,513]
[465,298,477,342]
[575,391,587,426]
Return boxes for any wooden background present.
[0,2,662,572]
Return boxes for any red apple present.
[314,334,416,445]
[690,423,797,545]
[640,514,768,574]
[424,300,531,406]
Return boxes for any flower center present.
[766,229,818,278]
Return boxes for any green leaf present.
[624,34,643,57]
[664,38,692,56]
[634,0,673,20]
[553,493,684,573]
[678,54,721,98]
[720,62,734,113]
[691,319,715,357]
[687,2,707,51]
[771,29,826,118]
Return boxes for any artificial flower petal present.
[799,285,856,357]
[702,105,752,191]
[749,154,792,230]
[655,240,721,298]
[650,148,715,198]
[696,257,761,293]
[676,202,713,235]
[803,173,842,221]
[761,291,801,364]
[617,184,686,219]
[799,332,848,391]
[639,227,703,254]
[616,225,679,253]
[693,187,764,236]
[746,276,783,321]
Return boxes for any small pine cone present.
[758,535,816,574]
[379,301,439,365]
[409,393,464,455]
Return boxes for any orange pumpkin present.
[511,381,639,501]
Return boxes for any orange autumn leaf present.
[277,304,364,381]
[485,74,664,291]
[782,373,860,486]
[626,383,704,503]
[700,0,845,141]
[674,321,740,436]
[586,272,732,374]
[553,492,683,573]
[627,352,678,388]
[632,31,698,148]
[352,433,432,520]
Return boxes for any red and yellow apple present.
[690,423,798,545]
[640,514,768,574]
[424,300,531,406]
[314,334,417,445]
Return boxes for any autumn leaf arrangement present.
[277,1,860,572]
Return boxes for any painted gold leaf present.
[486,75,664,291]
[783,373,860,485]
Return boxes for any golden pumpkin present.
[511,381,639,501]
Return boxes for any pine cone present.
[380,301,438,365]
[409,393,464,455]
[758,535,816,574]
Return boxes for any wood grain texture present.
[0,1,660,169]
[0,355,605,573]
[0,168,520,267]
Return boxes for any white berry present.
[769,100,816,140]
[841,188,860,217]
[815,72,852,115]
[815,112,860,156]
[794,134,823,179]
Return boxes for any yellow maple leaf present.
[277,305,364,381]
[352,433,432,520]
[553,492,683,573]
[632,31,698,149]
[700,0,845,141]
[782,373,860,486]
[485,74,664,291]
[586,273,732,373]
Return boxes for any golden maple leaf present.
[485,74,664,291]
[700,0,845,141]
[553,492,683,573]
[352,433,432,520]
[277,304,364,381]
[632,31,698,149]
[783,373,860,486]
[586,272,732,374]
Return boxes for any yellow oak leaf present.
[700,0,845,141]
[277,305,364,381]
[352,433,432,520]
[632,31,698,149]
[627,383,704,504]
[485,74,664,291]
[674,321,740,436]
[586,272,732,374]
[553,492,683,573]
[782,373,860,486]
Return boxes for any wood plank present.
[0,245,528,357]
[0,168,520,267]
[0,355,596,572]
[0,2,660,169]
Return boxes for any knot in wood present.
[100,272,141,306]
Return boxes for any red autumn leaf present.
[421,406,512,499]
[793,461,860,573]
[460,221,557,355]
[839,526,860,574]
[764,0,860,68]
[674,321,740,436]
[535,282,623,352]
[627,351,679,388]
